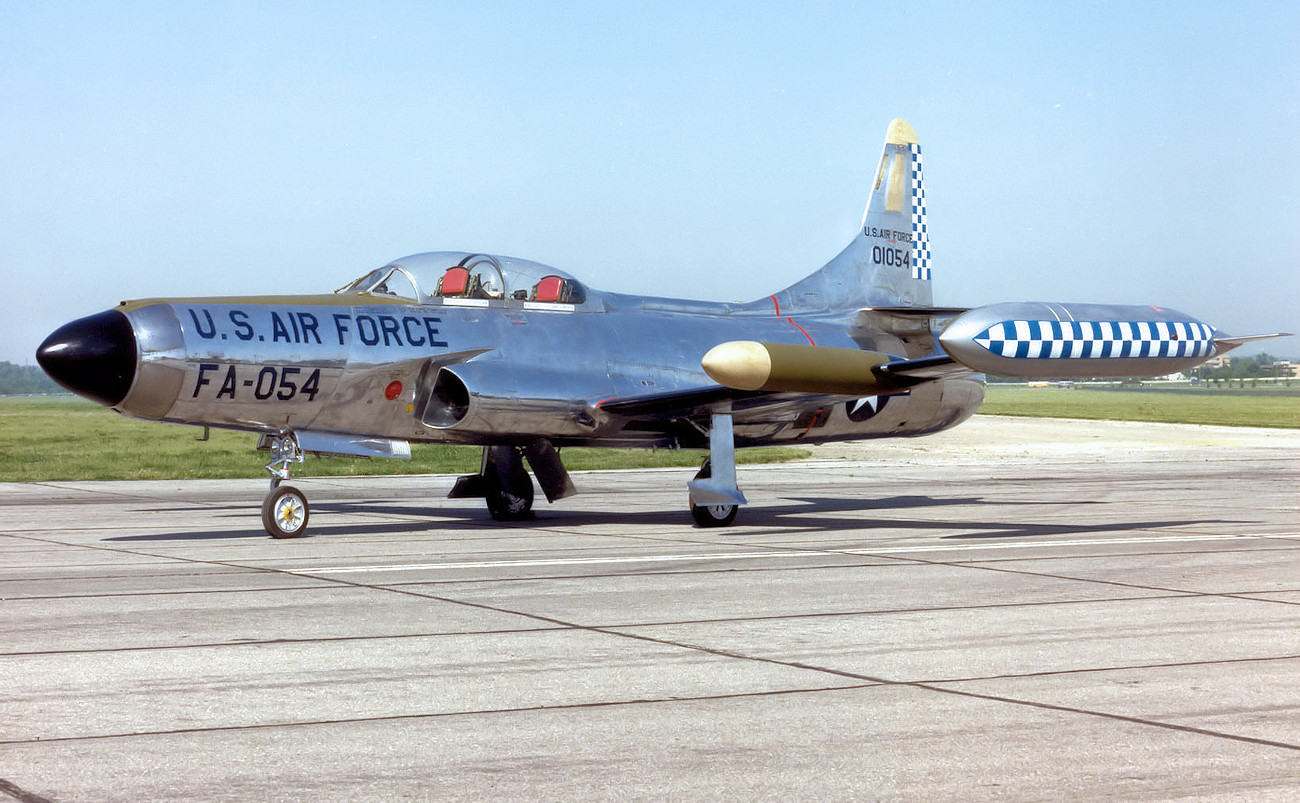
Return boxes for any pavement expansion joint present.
[4,419,1298,797]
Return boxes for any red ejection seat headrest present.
[438,267,470,296]
[534,275,564,303]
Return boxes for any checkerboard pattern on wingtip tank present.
[974,320,1217,360]
[908,143,931,282]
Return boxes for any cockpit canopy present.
[335,252,588,306]
[337,265,421,301]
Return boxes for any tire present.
[485,446,534,521]
[690,500,738,527]
[262,485,310,538]
[486,478,534,521]
[689,458,738,527]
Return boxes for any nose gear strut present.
[264,432,304,490]
[261,432,309,538]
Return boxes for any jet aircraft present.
[36,120,1285,537]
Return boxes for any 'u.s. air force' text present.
[185,307,448,348]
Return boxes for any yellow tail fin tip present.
[886,119,918,146]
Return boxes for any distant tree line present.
[0,362,66,395]
[1192,352,1293,387]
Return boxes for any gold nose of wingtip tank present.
[703,341,901,395]
[701,341,772,391]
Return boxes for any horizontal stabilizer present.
[1213,332,1292,353]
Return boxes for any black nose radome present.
[36,310,137,406]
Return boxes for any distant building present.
[1276,360,1300,378]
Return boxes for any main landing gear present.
[262,434,309,538]
[449,440,576,521]
[687,412,746,527]
[483,444,534,520]
[689,459,739,526]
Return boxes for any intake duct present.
[423,367,470,428]
[419,362,608,438]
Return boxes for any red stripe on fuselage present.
[798,407,823,438]
[787,317,815,345]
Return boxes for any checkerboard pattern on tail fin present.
[908,143,931,281]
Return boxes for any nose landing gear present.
[262,433,309,538]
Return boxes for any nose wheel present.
[262,484,310,538]
[262,433,310,538]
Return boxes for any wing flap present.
[875,354,977,381]
[595,386,773,418]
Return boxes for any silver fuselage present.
[113,268,983,451]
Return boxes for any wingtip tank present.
[702,341,904,395]
[938,302,1223,379]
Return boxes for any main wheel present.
[485,446,534,521]
[486,480,533,520]
[690,500,738,527]
[689,458,738,527]
[262,485,310,538]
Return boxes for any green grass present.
[0,397,809,483]
[6,385,1295,483]
[980,385,1300,429]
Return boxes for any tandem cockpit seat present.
[436,267,471,297]
[529,275,585,304]
[436,256,507,300]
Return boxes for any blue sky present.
[3,1,1297,364]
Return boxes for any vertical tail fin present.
[769,119,934,313]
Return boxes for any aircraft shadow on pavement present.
[311,495,983,533]
[104,493,1228,542]
[103,503,494,541]
[935,518,1230,540]
[695,497,1225,541]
